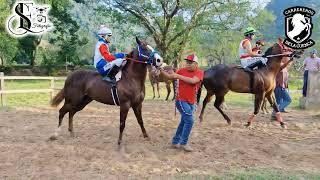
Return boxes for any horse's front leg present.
[132,103,149,139]
[266,93,286,128]
[246,91,265,127]
[157,82,160,98]
[118,104,130,146]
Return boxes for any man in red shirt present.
[160,54,204,152]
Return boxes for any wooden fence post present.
[50,77,55,102]
[0,72,6,107]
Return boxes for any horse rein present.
[125,57,148,64]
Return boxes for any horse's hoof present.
[117,144,125,152]
[48,135,58,141]
[227,120,232,125]
[70,132,75,138]
[244,122,251,128]
[280,122,287,129]
[143,134,150,140]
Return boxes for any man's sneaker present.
[171,144,180,149]
[181,144,193,152]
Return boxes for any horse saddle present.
[234,65,253,73]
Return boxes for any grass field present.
[0,77,304,108]
[172,168,320,180]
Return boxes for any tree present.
[0,0,18,66]
[46,0,88,67]
[187,6,275,66]
[103,0,251,66]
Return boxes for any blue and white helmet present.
[98,25,112,36]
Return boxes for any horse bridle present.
[124,44,160,66]
[137,44,158,66]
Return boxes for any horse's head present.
[134,37,163,67]
[264,39,304,65]
[291,13,306,27]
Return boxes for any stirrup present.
[244,67,253,73]
[102,76,116,85]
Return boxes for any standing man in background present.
[302,49,320,97]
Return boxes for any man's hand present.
[160,69,176,80]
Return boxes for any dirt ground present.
[0,101,320,179]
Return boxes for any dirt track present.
[0,101,320,179]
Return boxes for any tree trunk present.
[30,36,42,67]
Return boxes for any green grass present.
[163,168,320,180]
[2,80,64,107]
[0,78,304,108]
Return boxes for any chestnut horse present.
[198,42,302,128]
[148,65,177,100]
[49,37,163,146]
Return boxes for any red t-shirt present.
[176,68,204,104]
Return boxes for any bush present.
[40,51,61,75]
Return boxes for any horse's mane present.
[122,50,134,72]
[264,43,283,65]
[264,45,274,57]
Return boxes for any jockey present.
[94,25,126,82]
[239,27,267,70]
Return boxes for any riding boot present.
[246,60,264,70]
[102,65,120,85]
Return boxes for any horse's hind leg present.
[261,98,269,114]
[199,91,214,122]
[214,94,232,125]
[157,82,160,98]
[246,91,265,127]
[132,103,149,139]
[49,103,71,140]
[68,96,92,137]
[165,82,171,101]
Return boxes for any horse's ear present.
[136,37,141,45]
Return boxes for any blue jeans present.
[274,86,292,112]
[172,100,196,145]
[303,70,308,97]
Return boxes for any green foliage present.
[0,0,18,65]
[40,49,60,75]
[104,0,254,65]
[47,0,88,67]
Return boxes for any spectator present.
[272,57,292,119]
[302,49,320,97]
[160,54,204,152]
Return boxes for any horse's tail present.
[51,88,65,107]
[197,81,203,105]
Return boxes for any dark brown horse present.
[198,42,302,128]
[49,37,163,145]
[148,65,176,100]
